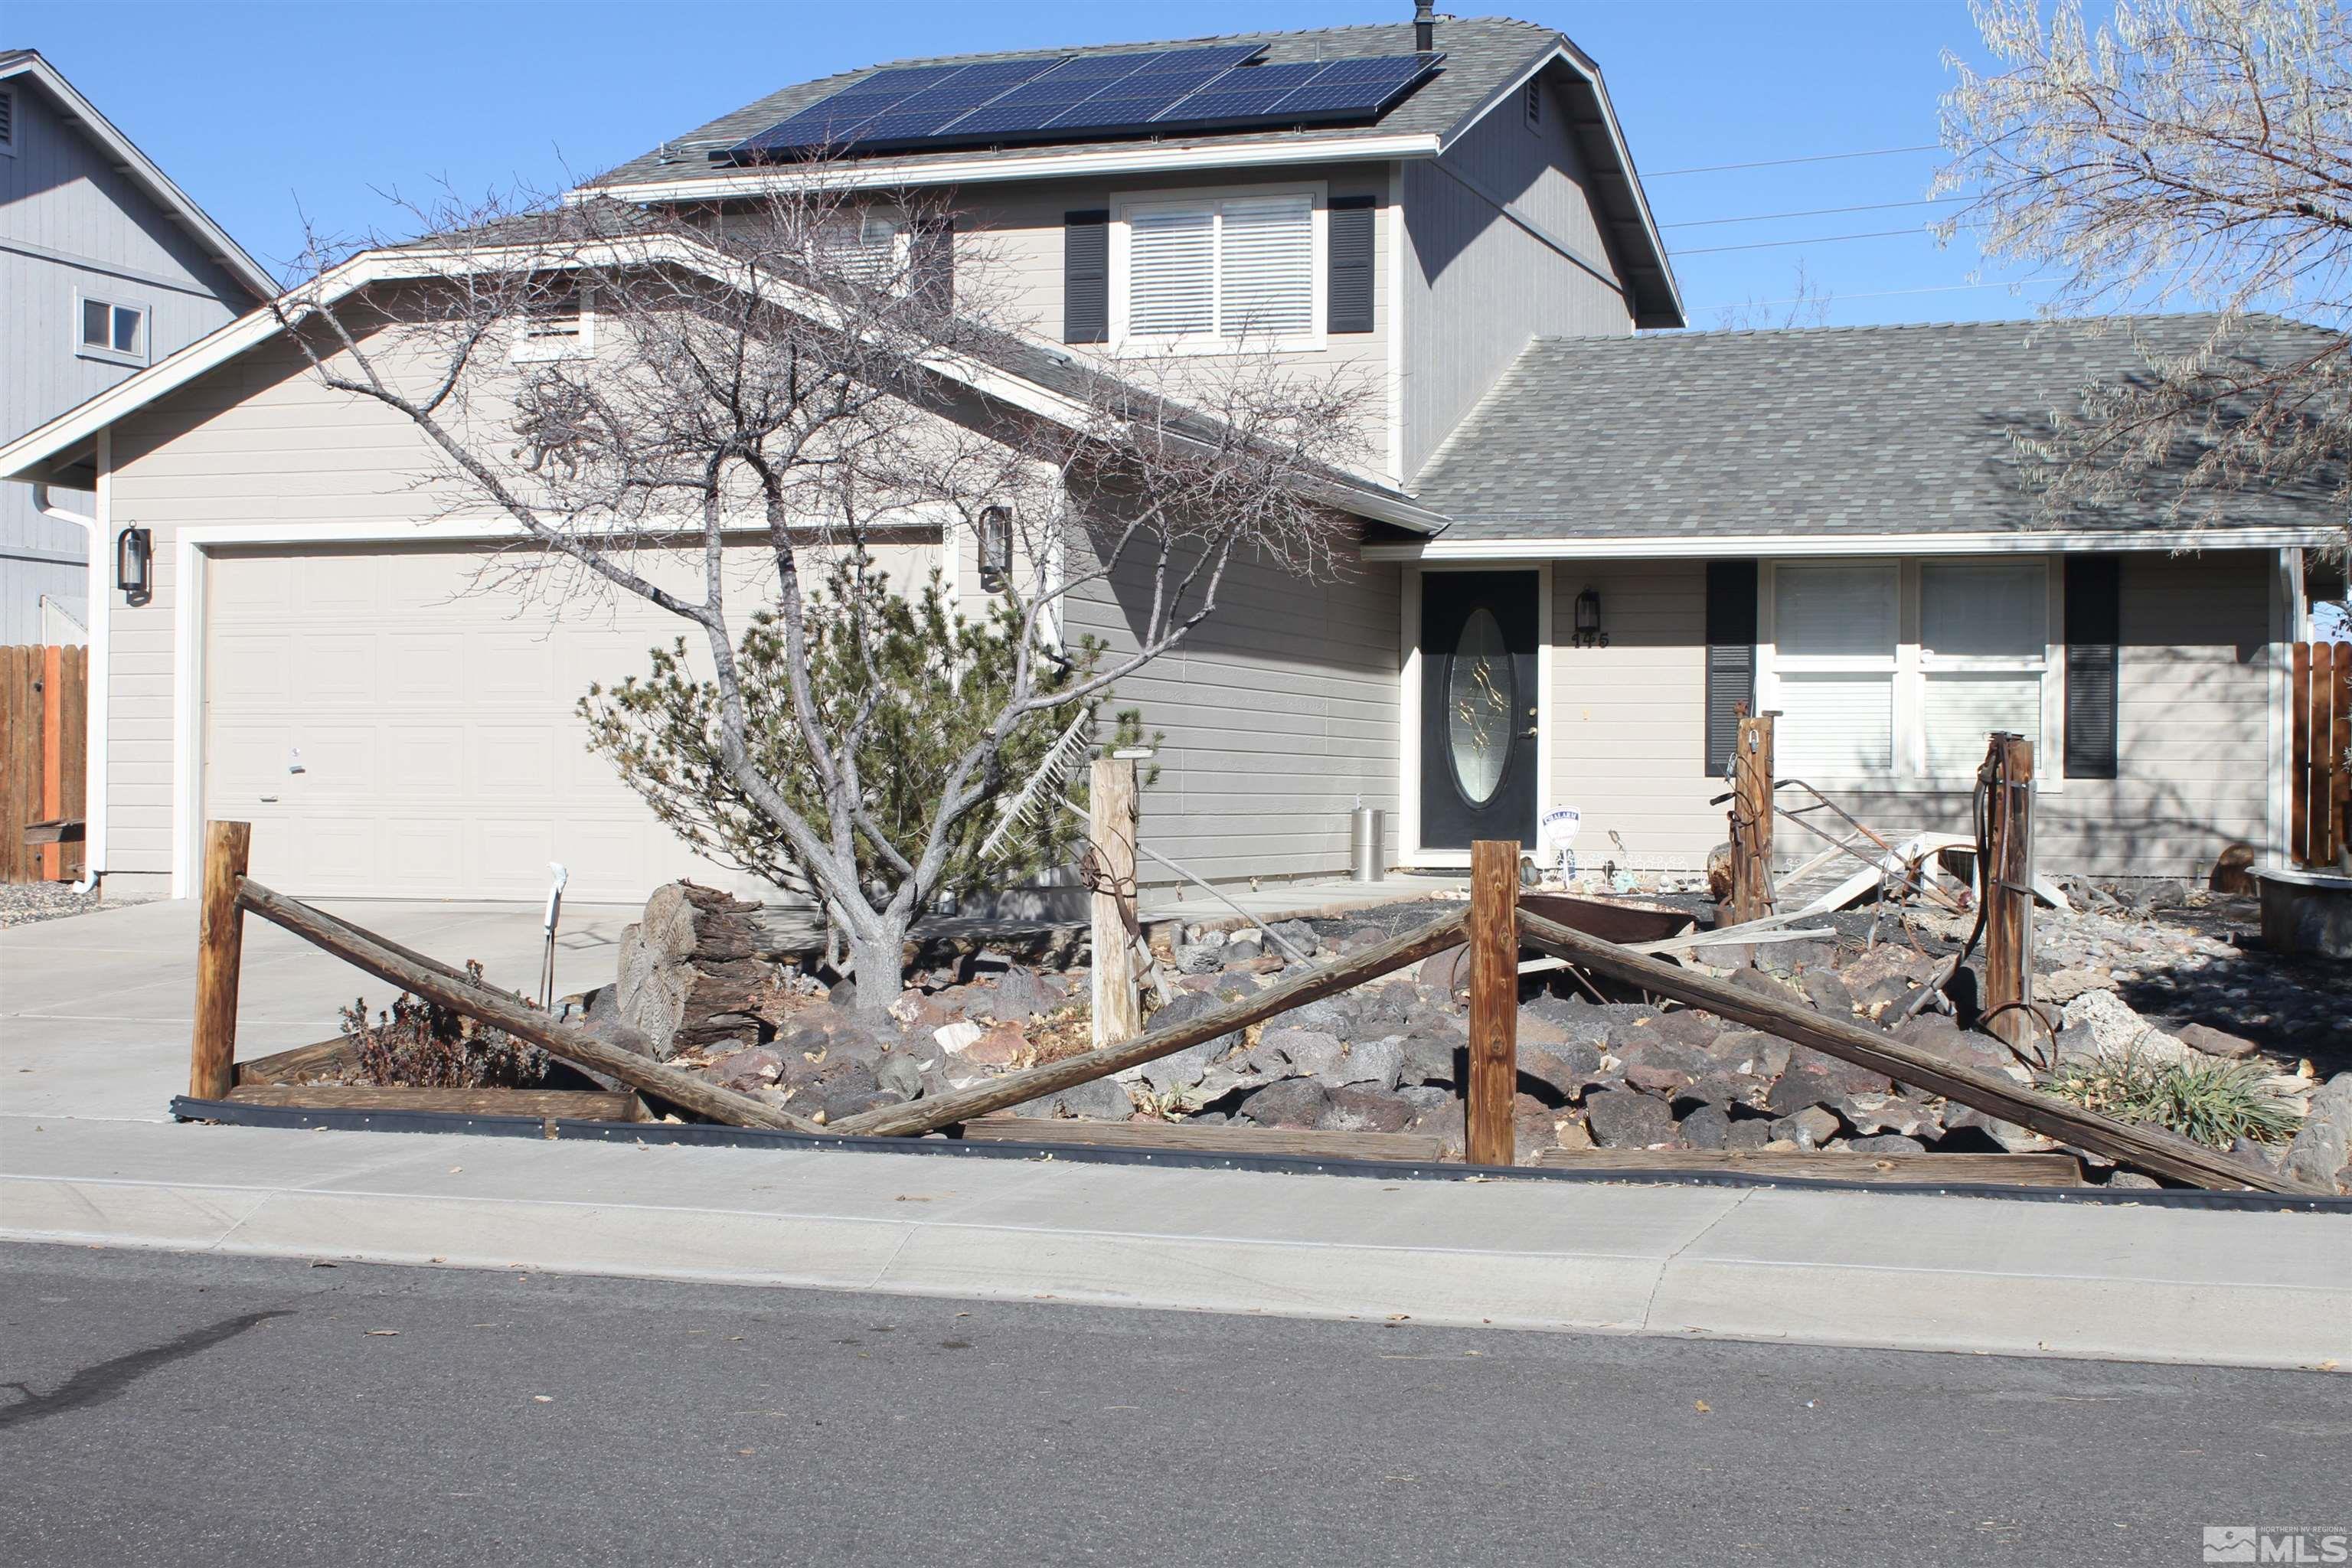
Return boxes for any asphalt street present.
[2,1243,2344,1567]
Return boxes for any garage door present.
[202,544,750,901]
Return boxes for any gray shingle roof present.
[1411,315,2348,540]
[592,17,1557,188]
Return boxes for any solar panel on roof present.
[721,44,1436,161]
[1124,43,1266,73]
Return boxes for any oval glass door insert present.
[1446,608,1513,805]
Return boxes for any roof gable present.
[576,16,1680,328]
[0,50,275,302]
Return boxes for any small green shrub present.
[2041,1050,2300,1150]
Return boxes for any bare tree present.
[1709,260,1836,332]
[1936,0,2350,541]
[270,180,1371,1010]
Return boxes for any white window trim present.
[72,287,149,367]
[1109,180,1328,356]
[0,86,17,156]
[510,286,598,364]
[1756,556,2066,795]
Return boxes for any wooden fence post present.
[189,820,252,1099]
[1729,712,1775,926]
[1088,755,1142,1050]
[1465,839,1520,1168]
[1981,733,2038,1052]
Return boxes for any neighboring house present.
[0,50,273,645]
[0,14,2340,905]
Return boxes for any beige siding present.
[1400,70,1635,479]
[1546,560,1725,871]
[1063,532,1401,885]
[1540,553,2278,881]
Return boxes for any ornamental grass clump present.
[2042,1050,2300,1150]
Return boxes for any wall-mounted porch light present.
[978,505,1012,592]
[1572,584,1606,648]
[116,525,153,607]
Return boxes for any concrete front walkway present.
[2,897,2347,1370]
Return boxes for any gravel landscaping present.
[0,882,163,929]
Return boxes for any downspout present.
[34,447,106,893]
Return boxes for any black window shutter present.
[912,217,955,313]
[1328,195,1377,335]
[1063,210,1109,344]
[1705,559,1758,777]
[2064,555,2121,779]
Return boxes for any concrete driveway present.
[0,898,641,1122]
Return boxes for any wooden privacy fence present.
[182,822,2314,1194]
[2288,641,2351,871]
[1,645,87,884]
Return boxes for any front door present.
[1419,570,1539,851]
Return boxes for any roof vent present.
[1413,2,1436,53]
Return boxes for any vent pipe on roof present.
[1413,2,1435,53]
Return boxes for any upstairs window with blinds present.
[1759,557,2056,782]
[1117,191,1319,349]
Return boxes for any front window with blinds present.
[1116,190,1320,349]
[1761,558,2055,782]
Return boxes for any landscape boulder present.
[1583,1089,1677,1149]
[2282,1073,2352,1196]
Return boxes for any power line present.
[1661,196,1963,230]
[1647,144,1944,178]
[1671,226,1932,257]
[1690,276,2063,312]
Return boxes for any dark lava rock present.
[1849,1133,1927,1155]
[1729,966,1808,1005]
[1678,1103,1732,1150]
[707,1047,782,1093]
[822,1087,897,1121]
[1583,1089,1678,1149]
[1242,1079,1332,1129]
[1011,1075,1132,1121]
[1723,1116,1776,1152]
[1801,969,1857,1018]
[1708,1030,1794,1081]
[1769,1106,1841,1148]
[1398,1032,1461,1089]
[1519,1041,1602,1103]
[985,966,1049,1021]
[1323,1085,1413,1134]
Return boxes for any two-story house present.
[0,50,273,645]
[0,14,2338,905]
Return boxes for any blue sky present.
[13,1,2062,328]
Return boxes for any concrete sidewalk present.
[4,898,2349,1370]
[5,1115,2347,1369]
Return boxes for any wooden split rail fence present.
[184,819,2312,1193]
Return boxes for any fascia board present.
[1361,526,2341,560]
[569,132,1443,205]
